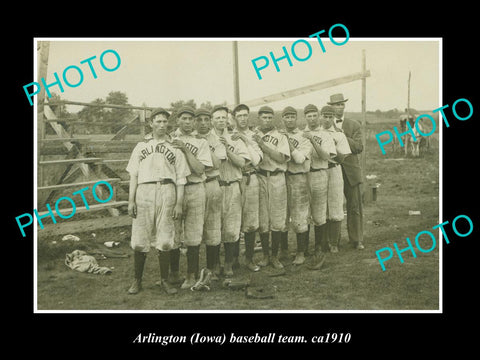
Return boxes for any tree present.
[76,91,134,134]
[200,101,213,111]
[105,91,133,133]
[170,99,197,112]
[77,98,108,133]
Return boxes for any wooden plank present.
[110,113,140,141]
[36,200,128,218]
[37,41,50,188]
[40,143,136,155]
[40,106,91,207]
[46,100,156,111]
[44,120,145,129]
[39,158,103,166]
[43,146,80,205]
[238,70,371,108]
[39,138,91,143]
[38,178,121,192]
[102,159,129,164]
[38,214,132,238]
[99,165,130,194]
[44,117,79,122]
[40,138,139,143]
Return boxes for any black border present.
[8,6,479,355]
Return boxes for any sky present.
[37,38,440,114]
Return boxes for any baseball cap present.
[211,104,229,115]
[282,106,297,117]
[233,103,250,115]
[177,105,196,117]
[258,105,274,115]
[150,107,170,120]
[195,107,211,117]
[320,105,335,115]
[304,104,318,114]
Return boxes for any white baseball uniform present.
[126,135,190,252]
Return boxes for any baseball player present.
[171,105,213,290]
[281,106,313,265]
[302,104,337,270]
[320,105,352,253]
[126,107,190,295]
[252,106,290,270]
[231,103,263,272]
[193,107,226,278]
[210,104,251,277]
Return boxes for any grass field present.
[36,119,440,311]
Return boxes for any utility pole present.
[232,41,240,105]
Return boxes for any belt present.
[328,162,339,168]
[185,181,204,186]
[286,171,307,176]
[218,179,239,187]
[242,170,256,185]
[310,167,327,172]
[205,176,219,183]
[144,179,174,185]
[257,169,285,177]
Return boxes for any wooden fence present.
[37,101,154,238]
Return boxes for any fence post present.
[140,108,146,137]
[37,41,50,191]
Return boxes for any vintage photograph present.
[33,38,441,312]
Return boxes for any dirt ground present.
[36,121,440,311]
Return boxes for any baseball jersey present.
[285,128,312,174]
[210,128,251,182]
[173,128,213,183]
[305,127,337,169]
[233,128,263,171]
[193,130,227,178]
[323,125,352,163]
[257,128,290,172]
[126,136,191,185]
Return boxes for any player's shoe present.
[258,256,270,267]
[330,245,339,253]
[181,274,196,290]
[292,252,305,265]
[245,260,260,272]
[270,257,284,270]
[159,279,178,295]
[128,279,142,295]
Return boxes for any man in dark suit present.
[328,93,365,250]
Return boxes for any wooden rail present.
[36,201,129,218]
[38,178,121,192]
[38,158,103,166]
[46,100,155,111]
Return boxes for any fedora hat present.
[327,93,348,105]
